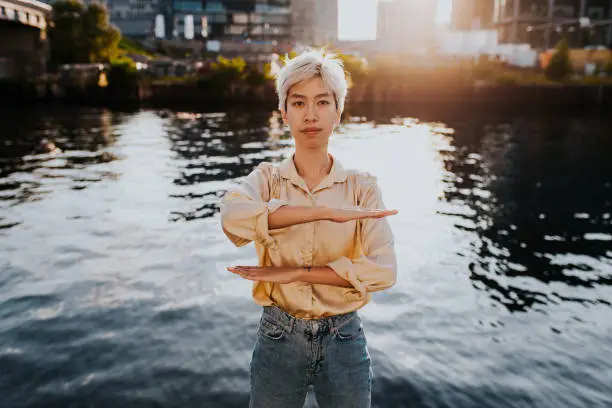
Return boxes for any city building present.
[107,0,161,39]
[451,0,495,30]
[291,0,316,45]
[200,0,292,58]
[38,0,161,39]
[490,0,612,48]
[0,0,52,79]
[313,0,337,45]
[40,0,295,58]
[291,0,338,47]
[377,0,439,54]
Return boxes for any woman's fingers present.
[359,209,398,219]
[228,265,258,270]
[227,266,262,279]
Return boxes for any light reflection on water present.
[0,105,610,408]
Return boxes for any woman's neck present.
[293,150,332,180]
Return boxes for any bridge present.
[0,0,51,80]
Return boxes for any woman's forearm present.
[269,205,331,230]
[297,266,353,288]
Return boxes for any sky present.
[338,0,453,41]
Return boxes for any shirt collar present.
[279,152,348,192]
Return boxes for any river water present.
[1,105,611,408]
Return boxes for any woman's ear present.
[280,109,288,126]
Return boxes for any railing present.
[0,0,50,30]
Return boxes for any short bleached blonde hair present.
[275,49,348,115]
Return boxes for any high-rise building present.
[201,0,291,42]
[313,0,338,45]
[42,0,293,45]
[451,0,495,30]
[377,0,439,54]
[490,0,612,48]
[291,0,316,45]
[291,0,338,46]
[38,0,162,39]
[108,0,161,39]
[198,0,293,58]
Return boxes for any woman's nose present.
[305,104,317,121]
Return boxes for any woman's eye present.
[292,101,304,107]
[318,100,330,105]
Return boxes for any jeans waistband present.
[262,305,359,335]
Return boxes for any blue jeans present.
[249,305,372,408]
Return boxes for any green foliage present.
[110,55,137,73]
[245,67,270,87]
[471,55,504,80]
[118,37,154,58]
[544,37,572,81]
[210,56,247,83]
[336,52,369,82]
[49,0,120,68]
[494,72,520,86]
[605,58,612,76]
[107,56,139,91]
[49,0,85,65]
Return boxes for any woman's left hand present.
[227,265,302,284]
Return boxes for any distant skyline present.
[338,0,453,41]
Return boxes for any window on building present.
[587,7,604,20]
[233,13,248,24]
[227,25,247,35]
[554,5,574,18]
[208,14,228,23]
[204,2,226,12]
[261,15,287,24]
[174,1,203,12]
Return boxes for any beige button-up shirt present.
[220,153,397,319]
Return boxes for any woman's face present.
[281,77,340,150]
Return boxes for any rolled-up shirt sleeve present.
[327,174,397,296]
[220,164,288,248]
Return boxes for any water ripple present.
[0,106,611,407]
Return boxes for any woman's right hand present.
[325,207,399,223]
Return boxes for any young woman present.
[220,50,398,408]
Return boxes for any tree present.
[210,56,247,83]
[605,58,612,77]
[81,3,120,62]
[48,0,120,68]
[544,37,572,81]
[49,0,86,66]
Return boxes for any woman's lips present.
[301,128,322,135]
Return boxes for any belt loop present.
[326,316,334,334]
[288,315,295,334]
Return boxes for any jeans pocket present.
[333,317,364,342]
[258,316,286,341]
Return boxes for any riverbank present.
[2,77,612,107]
